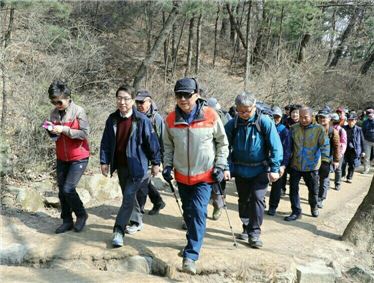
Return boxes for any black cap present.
[347,112,358,120]
[174,78,198,93]
[317,110,330,118]
[135,90,152,101]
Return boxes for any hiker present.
[342,112,364,183]
[100,84,161,247]
[316,109,340,208]
[46,80,89,234]
[267,106,291,216]
[162,78,229,274]
[225,92,283,248]
[207,97,231,220]
[133,90,166,217]
[284,107,330,221]
[286,104,301,128]
[330,113,347,191]
[336,106,347,127]
[362,108,374,174]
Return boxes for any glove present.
[319,161,330,179]
[212,168,224,183]
[162,166,173,182]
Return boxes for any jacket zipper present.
[187,126,191,182]
[301,127,305,171]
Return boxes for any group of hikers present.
[45,78,374,275]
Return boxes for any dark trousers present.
[342,153,356,180]
[148,179,163,205]
[289,168,319,215]
[211,180,226,209]
[178,182,212,261]
[115,166,147,233]
[56,158,88,223]
[235,173,269,238]
[318,163,332,200]
[269,173,287,209]
[334,158,344,186]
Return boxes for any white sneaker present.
[125,222,143,234]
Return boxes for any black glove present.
[162,166,173,182]
[319,161,330,179]
[212,167,224,183]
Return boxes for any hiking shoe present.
[317,200,324,209]
[311,207,319,217]
[212,207,222,220]
[182,258,196,275]
[346,178,352,183]
[148,200,166,215]
[125,222,143,234]
[112,230,124,247]
[335,185,341,191]
[74,213,88,232]
[248,236,263,249]
[362,169,370,174]
[236,225,248,240]
[267,207,276,216]
[55,222,73,234]
[284,214,301,221]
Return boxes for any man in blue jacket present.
[267,106,291,216]
[100,84,161,247]
[225,92,283,248]
[362,108,374,174]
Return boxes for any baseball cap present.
[347,112,358,120]
[207,97,218,108]
[317,109,330,118]
[330,113,340,122]
[272,106,283,117]
[135,90,152,101]
[174,78,198,93]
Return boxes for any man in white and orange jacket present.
[162,78,229,275]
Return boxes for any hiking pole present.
[166,180,185,223]
[216,181,238,248]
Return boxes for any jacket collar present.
[174,99,205,125]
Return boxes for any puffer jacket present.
[333,124,347,158]
[163,100,229,186]
[49,101,90,161]
[290,123,330,172]
[362,118,374,142]
[145,102,165,159]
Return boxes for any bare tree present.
[213,5,220,67]
[226,3,247,49]
[195,13,202,74]
[296,33,311,64]
[185,15,195,77]
[244,1,252,91]
[171,18,186,78]
[325,8,336,66]
[359,48,374,75]
[133,4,179,90]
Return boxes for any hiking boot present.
[55,222,73,234]
[284,214,301,221]
[112,229,124,248]
[248,236,263,249]
[236,224,248,240]
[362,168,370,174]
[335,185,341,191]
[74,213,88,232]
[311,207,319,217]
[346,178,352,183]
[148,200,166,215]
[267,207,276,216]
[125,222,143,234]
[317,199,324,209]
[212,207,222,220]
[182,258,196,275]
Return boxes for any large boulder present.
[15,187,44,212]
[79,174,121,202]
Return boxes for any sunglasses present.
[135,99,150,105]
[175,92,194,100]
[50,100,63,106]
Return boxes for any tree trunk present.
[171,17,186,78]
[359,48,374,75]
[296,33,311,64]
[226,3,247,49]
[185,15,194,77]
[213,5,220,67]
[329,8,361,68]
[252,0,266,65]
[325,8,336,66]
[195,13,202,75]
[276,5,284,62]
[220,15,229,39]
[1,6,14,133]
[244,1,252,91]
[342,176,374,253]
[133,4,179,90]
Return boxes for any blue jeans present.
[235,173,269,238]
[56,158,88,222]
[178,182,212,261]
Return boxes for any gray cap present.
[330,113,340,122]
[207,97,218,108]
[272,106,282,117]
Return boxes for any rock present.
[1,196,14,207]
[105,255,151,274]
[76,188,91,205]
[79,174,121,202]
[15,187,44,212]
[0,243,28,264]
[44,197,60,208]
[296,261,336,283]
[31,180,54,195]
[346,266,374,283]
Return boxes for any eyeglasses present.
[117,96,132,102]
[237,106,255,115]
[50,100,63,106]
[175,92,194,100]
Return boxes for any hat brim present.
[135,96,150,101]
[175,89,195,94]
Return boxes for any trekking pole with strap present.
[216,181,238,248]
[166,180,184,218]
